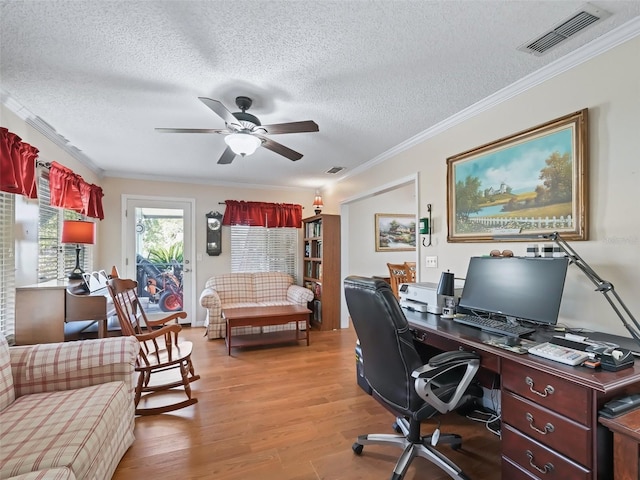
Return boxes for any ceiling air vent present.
[326,166,345,174]
[518,3,610,56]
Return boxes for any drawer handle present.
[526,450,554,474]
[525,376,555,397]
[413,331,427,342]
[525,412,554,435]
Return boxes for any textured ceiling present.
[1,1,639,190]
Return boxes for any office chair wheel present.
[352,442,364,455]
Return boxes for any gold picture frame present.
[375,214,416,252]
[446,109,588,242]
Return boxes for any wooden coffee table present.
[223,304,311,355]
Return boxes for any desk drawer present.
[502,360,590,424]
[502,391,591,466]
[502,456,541,480]
[503,425,592,480]
[413,331,500,373]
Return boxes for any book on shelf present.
[313,300,322,323]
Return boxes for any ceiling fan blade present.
[198,97,242,129]
[259,120,319,135]
[258,136,303,161]
[155,128,227,134]
[217,146,236,164]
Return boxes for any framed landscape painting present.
[446,109,588,242]
[375,214,416,252]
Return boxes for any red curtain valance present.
[222,200,303,228]
[49,161,105,220]
[0,127,38,198]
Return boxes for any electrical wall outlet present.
[425,256,438,268]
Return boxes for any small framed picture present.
[375,214,416,252]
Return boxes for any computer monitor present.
[458,256,569,326]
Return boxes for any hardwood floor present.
[113,325,501,480]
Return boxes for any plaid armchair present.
[0,335,139,480]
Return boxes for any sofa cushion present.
[254,272,292,303]
[207,273,257,304]
[0,381,133,479]
[0,334,15,412]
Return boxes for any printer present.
[398,282,463,315]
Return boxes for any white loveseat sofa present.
[199,272,314,340]
[0,334,139,480]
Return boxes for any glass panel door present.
[124,196,194,324]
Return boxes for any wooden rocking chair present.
[107,277,200,415]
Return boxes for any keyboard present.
[528,342,590,366]
[453,315,536,337]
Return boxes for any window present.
[37,173,92,282]
[230,226,298,280]
[0,192,15,338]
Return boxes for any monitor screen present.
[458,256,569,325]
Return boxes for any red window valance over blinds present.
[0,127,104,219]
[0,127,38,198]
[49,162,104,220]
[222,200,303,228]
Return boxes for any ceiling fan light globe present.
[225,133,261,156]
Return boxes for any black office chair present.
[344,276,482,480]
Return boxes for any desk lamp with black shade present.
[61,220,96,280]
[437,270,456,318]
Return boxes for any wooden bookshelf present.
[303,214,340,330]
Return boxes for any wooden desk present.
[405,311,640,480]
[599,408,640,480]
[15,279,113,345]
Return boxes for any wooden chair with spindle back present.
[404,261,416,283]
[107,277,200,415]
[386,263,409,299]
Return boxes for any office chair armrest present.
[411,352,480,414]
[428,350,480,368]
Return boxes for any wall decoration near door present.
[206,211,223,256]
[375,214,416,252]
[446,109,588,242]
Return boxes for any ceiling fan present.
[156,96,319,164]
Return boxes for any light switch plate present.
[425,256,438,268]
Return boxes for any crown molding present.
[337,17,640,186]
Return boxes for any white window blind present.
[37,173,92,282]
[230,226,298,281]
[0,192,16,338]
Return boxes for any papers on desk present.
[483,337,539,355]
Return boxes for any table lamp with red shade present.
[61,220,95,279]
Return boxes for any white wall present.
[346,181,417,278]
[328,34,640,337]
